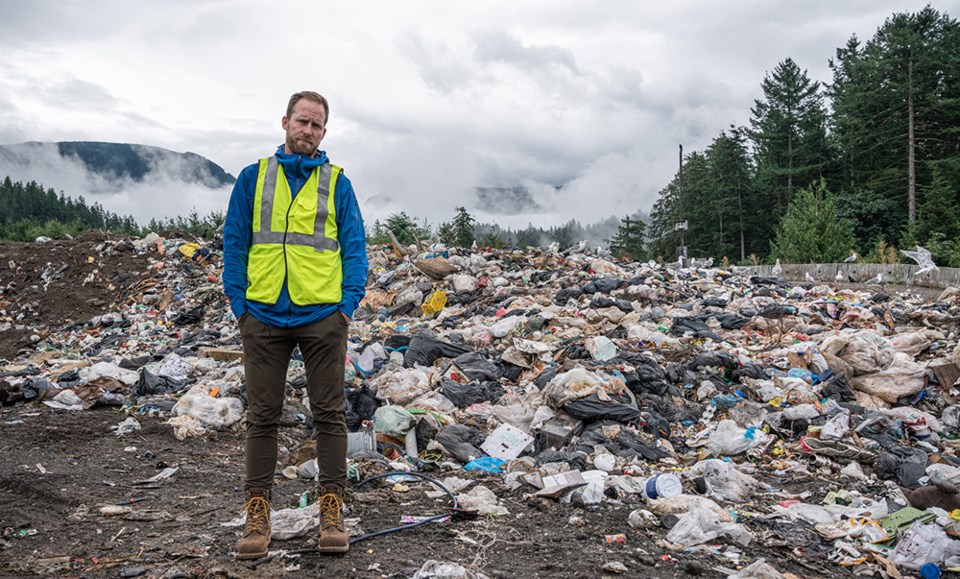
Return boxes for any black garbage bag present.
[701,298,728,308]
[640,410,671,439]
[711,312,749,330]
[616,427,668,461]
[563,392,640,424]
[384,334,411,350]
[23,378,56,402]
[534,450,588,471]
[436,424,485,463]
[441,378,505,408]
[665,363,690,384]
[820,375,857,402]
[451,352,502,381]
[590,296,616,309]
[750,276,787,287]
[553,287,582,305]
[134,368,190,397]
[593,278,623,294]
[416,414,441,454]
[119,355,154,370]
[620,356,670,396]
[404,332,472,368]
[56,368,83,387]
[534,366,559,390]
[757,304,798,319]
[498,361,524,382]
[688,351,740,372]
[669,317,721,341]
[345,384,380,432]
[731,364,769,381]
[576,427,614,450]
[171,305,205,325]
[874,447,929,489]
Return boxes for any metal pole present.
[678,144,685,263]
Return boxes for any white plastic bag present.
[666,502,752,546]
[891,521,960,570]
[171,385,243,428]
[688,459,759,502]
[705,419,768,457]
[727,559,784,579]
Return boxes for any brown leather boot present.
[236,487,271,560]
[318,484,349,554]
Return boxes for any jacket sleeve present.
[222,164,257,319]
[334,171,368,318]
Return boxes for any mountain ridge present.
[0,141,235,188]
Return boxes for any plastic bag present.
[688,459,759,502]
[413,560,490,579]
[372,405,417,439]
[171,385,243,429]
[705,419,768,457]
[436,424,485,463]
[850,352,926,403]
[370,367,434,405]
[403,332,472,368]
[456,485,509,516]
[666,502,751,546]
[727,559,784,579]
[891,521,960,570]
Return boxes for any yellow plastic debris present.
[421,289,447,316]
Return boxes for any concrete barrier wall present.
[746,263,960,290]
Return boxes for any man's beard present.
[287,136,316,155]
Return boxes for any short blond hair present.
[286,91,329,123]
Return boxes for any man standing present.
[223,91,368,559]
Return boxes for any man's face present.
[282,99,327,156]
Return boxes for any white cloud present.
[1,0,956,230]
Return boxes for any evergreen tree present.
[829,7,960,241]
[608,216,648,261]
[436,221,455,246]
[647,181,681,261]
[771,180,856,263]
[450,206,476,248]
[749,58,835,216]
[383,211,431,246]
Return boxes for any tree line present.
[648,6,960,266]
[0,176,225,241]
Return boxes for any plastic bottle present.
[641,473,683,500]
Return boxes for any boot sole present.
[236,550,268,560]
[318,545,349,554]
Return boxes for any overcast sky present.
[0,0,953,228]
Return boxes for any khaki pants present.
[239,311,348,489]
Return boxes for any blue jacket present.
[222,145,368,327]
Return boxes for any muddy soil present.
[0,403,851,579]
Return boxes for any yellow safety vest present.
[246,156,343,306]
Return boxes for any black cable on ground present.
[249,470,459,569]
[350,470,459,544]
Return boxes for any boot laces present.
[319,492,344,528]
[243,496,270,534]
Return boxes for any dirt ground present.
[0,235,940,578]
[0,404,852,579]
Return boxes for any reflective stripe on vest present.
[252,157,340,252]
[246,156,343,306]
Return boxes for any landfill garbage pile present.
[4,233,960,577]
